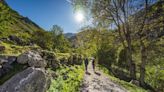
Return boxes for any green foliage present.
[97,30,117,67]
[47,65,84,92]
[31,30,53,50]
[117,47,129,69]
[56,53,71,60]
[0,42,39,56]
[0,1,45,40]
[73,27,100,56]
[49,25,71,53]
[97,48,117,67]
[146,66,164,91]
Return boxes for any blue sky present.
[6,0,82,33]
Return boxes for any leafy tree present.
[49,25,71,52]
[32,30,53,50]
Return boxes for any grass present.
[47,65,84,92]
[0,42,39,56]
[56,53,71,60]
[98,65,148,92]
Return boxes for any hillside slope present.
[0,0,45,39]
[0,0,46,55]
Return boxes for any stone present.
[17,51,47,68]
[0,45,5,51]
[0,55,17,64]
[130,80,140,86]
[39,50,60,69]
[28,58,46,68]
[17,51,31,64]
[0,67,51,92]
[60,57,68,65]
[51,59,60,69]
[8,35,23,45]
[7,56,17,64]
[0,37,10,42]
[0,55,17,77]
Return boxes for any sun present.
[75,11,84,22]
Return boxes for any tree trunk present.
[139,0,148,86]
[126,33,136,80]
[139,39,147,86]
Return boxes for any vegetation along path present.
[80,62,127,92]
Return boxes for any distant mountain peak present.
[64,33,76,38]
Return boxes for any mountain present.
[64,33,76,39]
[0,0,45,39]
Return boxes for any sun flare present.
[75,11,84,22]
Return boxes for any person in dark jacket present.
[84,58,89,72]
[92,58,95,72]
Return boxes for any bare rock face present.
[17,51,47,68]
[0,67,51,92]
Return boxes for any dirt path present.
[80,62,127,92]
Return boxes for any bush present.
[97,48,117,68]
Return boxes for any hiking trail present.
[80,62,127,92]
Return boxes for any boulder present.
[0,37,10,42]
[8,35,23,45]
[39,50,60,69]
[17,51,47,68]
[0,55,17,77]
[0,67,51,92]
[17,51,31,64]
[0,55,17,64]
[0,45,5,51]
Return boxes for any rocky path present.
[80,62,127,92]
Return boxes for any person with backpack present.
[92,58,95,72]
[84,58,89,73]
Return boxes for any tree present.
[32,30,53,49]
[133,0,163,87]
[49,25,71,52]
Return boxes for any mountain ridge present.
[0,0,45,39]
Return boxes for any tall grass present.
[47,65,84,92]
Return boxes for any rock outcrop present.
[0,55,17,77]
[0,67,51,92]
[39,50,60,69]
[17,51,47,68]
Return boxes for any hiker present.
[92,58,95,72]
[84,58,89,72]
